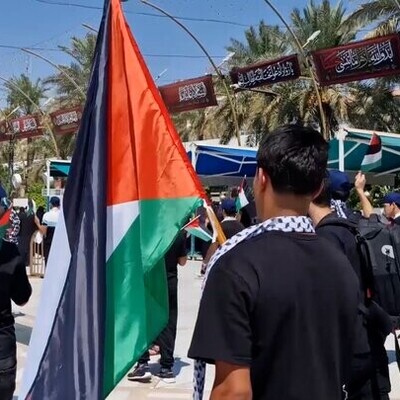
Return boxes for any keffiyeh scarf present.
[193,216,315,399]
[331,199,348,219]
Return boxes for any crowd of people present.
[1,124,400,400]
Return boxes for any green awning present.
[50,160,71,178]
[329,128,400,176]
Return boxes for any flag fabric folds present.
[236,176,251,211]
[183,216,212,242]
[361,133,382,172]
[20,0,204,398]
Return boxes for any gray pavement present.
[13,261,400,399]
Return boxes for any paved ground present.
[12,261,400,399]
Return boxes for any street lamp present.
[303,30,321,49]
[141,0,242,146]
[262,0,328,139]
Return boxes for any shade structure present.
[331,127,400,179]
[49,159,71,178]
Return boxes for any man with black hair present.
[309,172,391,400]
[189,125,360,400]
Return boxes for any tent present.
[187,128,398,186]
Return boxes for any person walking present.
[189,125,360,400]
[40,197,61,262]
[18,199,38,267]
[0,187,32,400]
[128,231,187,383]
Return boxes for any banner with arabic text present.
[50,107,83,135]
[230,54,301,89]
[0,115,42,142]
[312,34,400,86]
[158,75,218,113]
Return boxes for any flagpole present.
[261,0,328,140]
[140,0,242,146]
[0,75,60,158]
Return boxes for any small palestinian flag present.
[183,216,212,242]
[0,209,10,247]
[361,133,382,172]
[236,176,250,211]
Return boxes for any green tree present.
[3,74,49,192]
[45,33,96,105]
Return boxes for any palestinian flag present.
[183,216,212,242]
[20,0,204,399]
[0,209,10,246]
[236,176,250,211]
[361,133,382,172]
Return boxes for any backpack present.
[318,216,400,375]
[357,216,400,319]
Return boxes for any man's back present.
[189,231,359,400]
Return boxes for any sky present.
[0,0,360,106]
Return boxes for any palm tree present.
[3,74,50,193]
[45,32,96,105]
[346,0,400,38]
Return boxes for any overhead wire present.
[31,0,250,27]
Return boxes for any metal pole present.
[338,128,347,172]
[141,0,242,146]
[262,0,328,140]
[21,49,86,98]
[0,75,60,158]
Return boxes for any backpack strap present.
[318,216,375,300]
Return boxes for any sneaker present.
[127,363,151,382]
[158,367,175,383]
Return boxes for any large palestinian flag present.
[19,0,204,398]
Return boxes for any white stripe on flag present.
[19,212,72,399]
[238,190,249,208]
[361,150,382,166]
[106,201,139,261]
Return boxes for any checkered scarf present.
[193,216,315,399]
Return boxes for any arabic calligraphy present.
[53,110,80,126]
[11,117,38,134]
[236,61,297,88]
[178,82,208,103]
[335,40,394,74]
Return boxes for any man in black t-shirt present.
[0,192,32,400]
[188,125,360,400]
[128,232,187,383]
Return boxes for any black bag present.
[357,217,400,319]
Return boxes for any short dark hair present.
[257,125,328,195]
[313,177,331,207]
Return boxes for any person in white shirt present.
[40,197,60,262]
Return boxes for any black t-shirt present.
[188,231,359,400]
[164,232,187,279]
[0,240,32,359]
[221,219,244,239]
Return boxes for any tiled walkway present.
[13,262,399,399]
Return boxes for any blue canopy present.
[189,128,399,185]
[189,144,257,178]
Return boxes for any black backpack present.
[357,215,400,319]
[318,216,400,374]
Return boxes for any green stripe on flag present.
[103,196,200,396]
